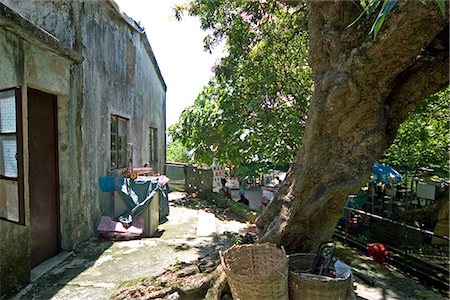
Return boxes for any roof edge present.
[107,0,167,91]
[0,2,82,63]
[140,33,167,92]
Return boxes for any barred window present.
[111,115,128,169]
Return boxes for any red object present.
[246,226,257,233]
[367,243,390,264]
[133,167,153,175]
[346,217,359,229]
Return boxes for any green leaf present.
[347,0,380,28]
[369,0,397,39]
[367,0,382,16]
[347,9,367,28]
[437,0,446,17]
[370,15,385,39]
[171,0,310,169]
[381,88,449,174]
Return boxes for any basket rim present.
[220,243,287,264]
[220,243,288,279]
[289,271,351,282]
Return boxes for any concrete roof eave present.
[0,2,82,64]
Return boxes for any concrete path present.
[230,187,262,210]
[196,210,217,237]
[13,194,249,300]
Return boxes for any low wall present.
[166,163,212,195]
[166,163,186,192]
[185,165,213,195]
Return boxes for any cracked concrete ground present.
[13,193,251,300]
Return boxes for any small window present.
[111,115,128,169]
[0,88,23,224]
[149,127,157,162]
[0,90,17,178]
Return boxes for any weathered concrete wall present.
[1,0,77,48]
[0,0,166,296]
[62,1,166,249]
[0,29,28,296]
[25,44,71,94]
[0,26,23,87]
[185,165,213,195]
[0,218,29,298]
[135,34,167,174]
[2,0,166,249]
[0,24,72,297]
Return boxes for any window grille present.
[111,115,128,169]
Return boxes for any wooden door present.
[28,88,60,268]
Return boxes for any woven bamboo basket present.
[288,253,318,273]
[220,243,289,300]
[288,253,353,300]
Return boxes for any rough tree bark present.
[257,1,449,253]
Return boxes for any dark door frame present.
[28,88,61,267]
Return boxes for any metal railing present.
[335,207,450,292]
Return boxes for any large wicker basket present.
[288,253,354,300]
[289,253,318,273]
[220,243,289,300]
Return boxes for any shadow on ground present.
[170,192,258,223]
[336,242,446,300]
[14,240,113,299]
[14,192,254,300]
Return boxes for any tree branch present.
[385,51,449,138]
[308,1,447,92]
[349,1,448,87]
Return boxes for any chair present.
[311,241,336,276]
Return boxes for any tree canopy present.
[166,140,191,163]
[170,0,448,252]
[169,0,312,169]
[380,88,449,175]
[170,0,448,177]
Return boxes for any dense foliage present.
[169,0,312,169]
[166,140,191,163]
[380,89,449,175]
[169,0,448,177]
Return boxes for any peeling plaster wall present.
[0,28,29,296]
[65,1,166,248]
[1,0,76,48]
[0,26,72,298]
[0,0,166,296]
[2,0,166,250]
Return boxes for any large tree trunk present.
[257,0,449,253]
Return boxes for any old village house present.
[0,0,166,296]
